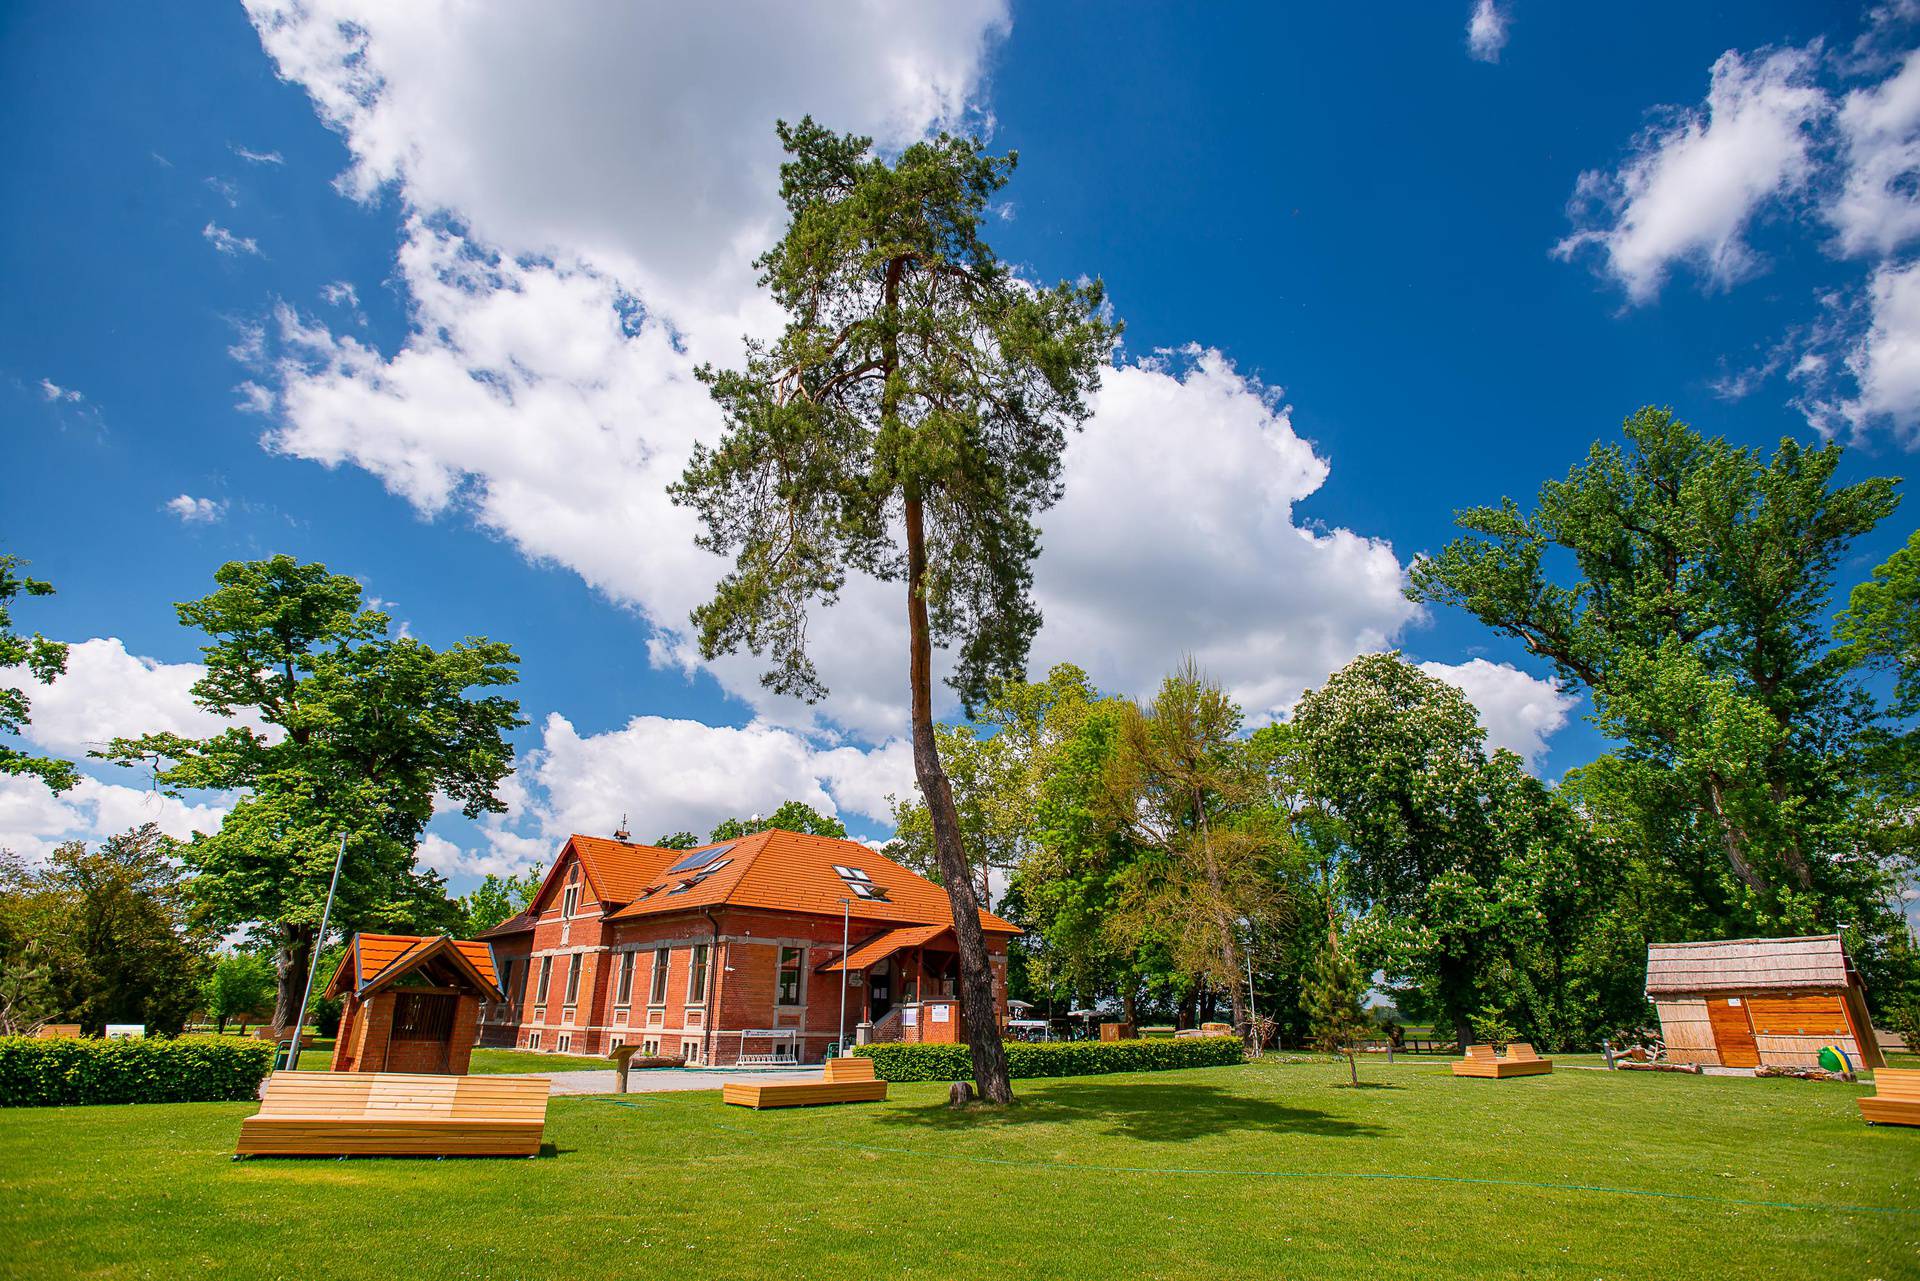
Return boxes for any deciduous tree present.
[0,552,76,793]
[105,556,523,1032]
[1408,409,1900,932]
[673,119,1117,1104]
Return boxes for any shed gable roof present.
[1644,934,1853,996]
[326,932,503,1002]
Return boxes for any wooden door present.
[1707,997,1759,1068]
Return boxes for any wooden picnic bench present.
[32,1024,80,1039]
[1859,1067,1920,1127]
[721,1056,888,1110]
[235,1071,550,1157]
[1451,1042,1554,1079]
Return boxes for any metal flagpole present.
[284,832,349,1072]
[838,898,851,1058]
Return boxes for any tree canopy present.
[0,551,76,794]
[104,555,523,1031]
[673,118,1117,1104]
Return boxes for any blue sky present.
[3,2,1916,890]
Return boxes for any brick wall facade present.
[478,847,1009,1065]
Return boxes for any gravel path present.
[495,1067,820,1096]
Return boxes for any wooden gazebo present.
[1645,934,1884,1071]
[326,933,504,1075]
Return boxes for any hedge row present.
[0,1036,277,1107]
[853,1036,1244,1082]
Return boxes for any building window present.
[555,1033,572,1054]
[683,1037,703,1065]
[528,1031,542,1050]
[562,881,579,920]
[564,954,583,1005]
[649,947,670,1004]
[777,946,804,1006]
[616,951,636,1005]
[609,1035,624,1054]
[498,959,515,1010]
[642,1037,660,1056]
[535,955,554,1005]
[686,943,711,1005]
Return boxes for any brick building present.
[326,933,504,1074]
[477,828,1018,1066]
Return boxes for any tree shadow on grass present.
[874,1081,1382,1142]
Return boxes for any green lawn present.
[1,1058,1914,1280]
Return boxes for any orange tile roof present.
[823,923,949,972]
[329,932,501,997]
[594,828,1019,935]
[565,834,675,904]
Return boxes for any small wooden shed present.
[326,933,504,1075]
[1645,934,1884,1071]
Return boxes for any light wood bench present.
[1859,1067,1920,1127]
[721,1056,888,1110]
[235,1071,550,1157]
[1451,1042,1554,1078]
[32,1025,81,1039]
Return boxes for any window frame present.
[649,947,670,1004]
[535,955,553,1006]
[686,943,710,1005]
[564,953,583,1006]
[776,946,805,1007]
[562,882,579,919]
[615,950,636,1005]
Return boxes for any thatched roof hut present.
[1645,934,1883,1071]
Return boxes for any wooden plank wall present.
[1654,999,1720,1065]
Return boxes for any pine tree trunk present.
[271,924,315,1037]
[905,495,1014,1106]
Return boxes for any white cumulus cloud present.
[164,494,227,524]
[1830,50,1920,257]
[1556,47,1829,304]
[1466,0,1509,63]
[203,222,262,257]
[1418,658,1576,769]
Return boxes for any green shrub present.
[0,1035,276,1107]
[853,1036,1244,1082]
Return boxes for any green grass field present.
[1,1057,1914,1280]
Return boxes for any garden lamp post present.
[283,831,349,1072]
[838,897,851,1056]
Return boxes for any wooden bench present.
[235,1071,550,1157]
[32,1024,80,1040]
[1451,1042,1554,1079]
[721,1056,889,1110]
[1859,1067,1920,1127]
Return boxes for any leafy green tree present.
[1099,663,1291,1034]
[1293,652,1631,1049]
[105,556,523,1032]
[202,951,275,1033]
[1302,921,1371,1084]
[1839,528,1920,722]
[0,552,77,793]
[889,663,1099,901]
[709,800,847,843]
[2,825,209,1035]
[673,119,1117,1104]
[455,864,545,935]
[1838,529,1920,872]
[1408,408,1901,932]
[654,831,701,850]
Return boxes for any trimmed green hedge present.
[853,1036,1244,1082]
[0,1036,276,1107]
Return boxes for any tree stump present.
[948,1081,976,1108]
